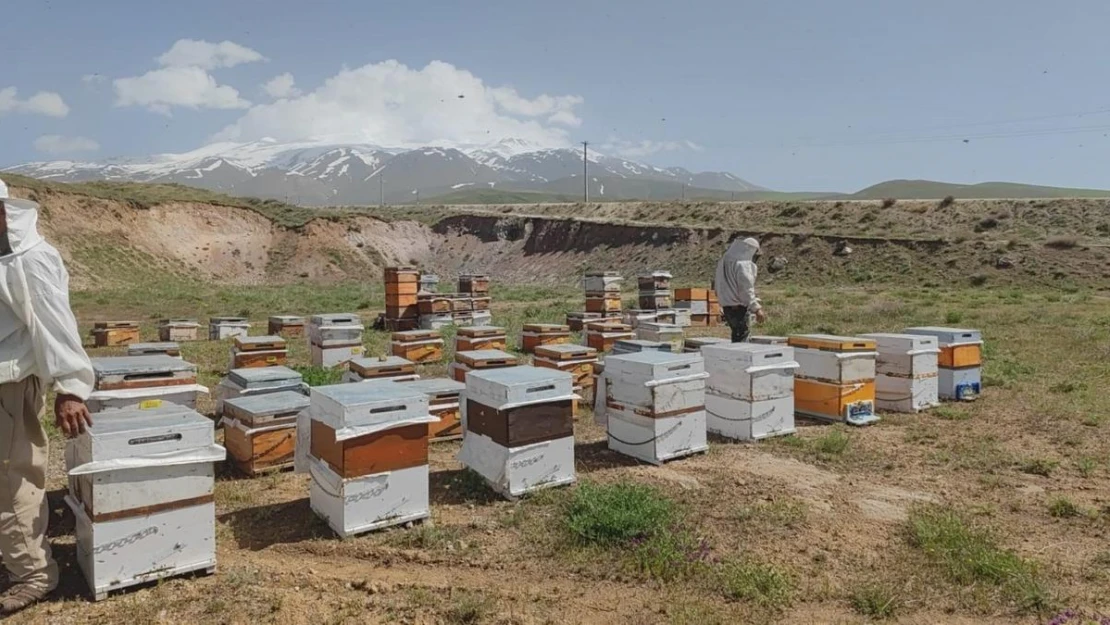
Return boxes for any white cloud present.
[114,66,251,115]
[0,87,70,117]
[157,39,266,70]
[212,59,584,149]
[81,74,107,85]
[34,135,100,154]
[599,138,703,159]
[262,73,301,99]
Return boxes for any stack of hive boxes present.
[861,333,941,412]
[302,383,437,538]
[584,320,635,354]
[307,313,364,368]
[675,288,721,328]
[903,327,983,401]
[92,321,140,347]
[384,267,420,332]
[788,334,879,426]
[229,335,288,370]
[456,326,507,352]
[64,406,224,600]
[418,291,453,330]
[159,318,200,342]
[703,343,799,441]
[458,366,577,499]
[603,351,709,464]
[87,356,207,412]
[457,274,493,326]
[533,344,599,412]
[636,322,685,353]
[268,315,305,338]
[451,349,519,383]
[214,366,304,417]
[419,294,492,329]
[637,271,673,310]
[209,316,250,341]
[396,378,467,442]
[222,391,309,475]
[521,323,571,353]
[583,271,623,318]
[391,330,445,364]
[419,273,439,294]
[127,342,181,358]
[343,356,419,383]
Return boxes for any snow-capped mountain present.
[4,138,766,204]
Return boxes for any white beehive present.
[701,343,798,441]
[308,459,430,538]
[583,272,623,293]
[938,367,982,401]
[791,336,877,384]
[208,316,250,340]
[636,322,685,353]
[671,309,693,328]
[603,351,709,464]
[861,333,941,412]
[64,406,224,601]
[88,356,207,413]
[126,342,181,358]
[214,366,305,416]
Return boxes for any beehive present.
[566,312,617,332]
[384,267,420,320]
[750,336,789,345]
[611,339,672,356]
[345,356,419,382]
[521,323,571,353]
[637,271,673,292]
[64,406,223,600]
[788,335,878,425]
[861,333,941,413]
[92,321,140,347]
[419,273,440,293]
[391,330,445,364]
[581,321,631,353]
[456,325,507,352]
[637,290,673,310]
[307,314,363,369]
[230,335,288,369]
[214,366,304,416]
[304,383,436,537]
[451,349,519,383]
[268,315,305,338]
[127,342,181,358]
[222,391,308,475]
[458,274,490,294]
[702,343,799,441]
[903,327,983,401]
[534,344,599,389]
[158,319,200,342]
[419,313,454,330]
[418,296,452,315]
[88,356,207,413]
[604,351,708,464]
[583,271,622,294]
[585,294,622,314]
[395,378,466,442]
[623,309,660,329]
[208,316,250,341]
[458,366,576,498]
[672,309,692,328]
[684,336,729,353]
[636,322,685,353]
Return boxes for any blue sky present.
[4,0,1110,191]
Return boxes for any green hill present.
[847,179,1110,200]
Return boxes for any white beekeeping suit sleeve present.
[22,249,95,400]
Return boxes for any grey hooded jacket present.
[713,237,763,311]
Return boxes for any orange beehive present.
[455,326,507,352]
[390,330,445,364]
[585,295,622,314]
[938,344,982,368]
[92,322,141,347]
[794,379,876,423]
[520,324,571,353]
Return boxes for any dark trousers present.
[723,305,750,342]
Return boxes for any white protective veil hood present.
[714,236,763,311]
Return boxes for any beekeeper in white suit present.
[0,178,94,615]
[714,236,767,342]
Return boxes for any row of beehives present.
[383,267,491,332]
[92,315,303,347]
[572,270,723,329]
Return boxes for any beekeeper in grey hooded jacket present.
[0,178,94,615]
[714,237,766,342]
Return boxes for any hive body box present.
[127,342,181,358]
[458,274,490,294]
[684,337,729,353]
[533,344,599,390]
[215,366,304,416]
[455,326,507,352]
[222,391,309,475]
[209,317,250,341]
[583,272,622,294]
[521,324,571,353]
[451,349,519,383]
[860,333,941,413]
[64,407,224,600]
[395,378,466,441]
[344,356,419,383]
[458,366,577,498]
[636,322,685,353]
[567,312,620,332]
[159,319,200,342]
[88,356,206,412]
[788,335,878,425]
[585,321,635,353]
[92,322,140,348]
[391,330,445,364]
[612,339,671,356]
[903,327,983,401]
[304,383,436,537]
[308,313,364,369]
[702,343,798,441]
[384,267,420,321]
[604,351,709,464]
[268,315,305,338]
[230,335,288,369]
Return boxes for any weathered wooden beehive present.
[455,325,507,352]
[88,356,206,412]
[520,323,570,353]
[208,316,250,341]
[159,318,200,342]
[636,322,685,353]
[703,343,799,441]
[343,356,419,383]
[390,330,445,364]
[230,335,288,369]
[222,391,308,475]
[450,349,519,383]
[214,366,304,417]
[268,315,305,338]
[92,321,140,347]
[127,342,181,358]
[584,321,635,353]
[861,333,941,412]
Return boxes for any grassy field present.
[13,281,1110,624]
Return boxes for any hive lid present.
[902,327,982,344]
[639,322,683,332]
[604,350,704,373]
[535,344,598,360]
[396,378,466,396]
[71,405,220,470]
[522,323,570,333]
[859,333,940,354]
[160,318,199,326]
[91,355,195,377]
[457,325,506,337]
[127,342,180,354]
[391,330,441,341]
[612,339,671,352]
[269,315,305,324]
[94,321,139,329]
[309,382,430,432]
[210,316,248,324]
[235,335,286,349]
[638,271,673,279]
[348,356,416,375]
[787,334,876,351]
[308,313,362,326]
[456,349,519,367]
[227,365,303,389]
[684,337,729,348]
[223,391,310,419]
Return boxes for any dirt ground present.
[5,284,1109,625]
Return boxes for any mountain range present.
[3,138,765,205]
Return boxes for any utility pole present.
[681,183,686,201]
[379,175,384,206]
[581,141,589,203]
